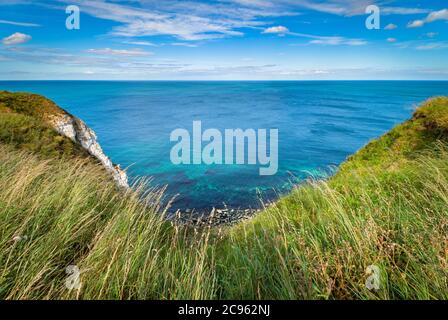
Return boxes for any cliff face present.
[50,114,129,188]
[0,91,129,189]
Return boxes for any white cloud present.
[416,42,448,50]
[86,48,153,56]
[0,46,183,73]
[308,36,367,46]
[393,39,448,51]
[123,41,157,47]
[426,9,448,22]
[313,70,329,74]
[2,32,32,45]
[262,26,289,34]
[407,20,424,28]
[4,44,447,80]
[58,0,258,41]
[0,19,40,27]
[382,7,428,15]
[54,0,381,42]
[171,43,198,47]
[286,28,367,47]
[0,0,32,5]
[384,23,397,30]
[426,32,438,38]
[408,9,448,28]
[387,38,397,43]
[229,0,274,7]
[262,0,428,17]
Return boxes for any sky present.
[0,0,447,80]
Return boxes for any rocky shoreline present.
[167,207,261,226]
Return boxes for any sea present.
[1,81,447,212]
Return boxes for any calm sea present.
[1,81,447,211]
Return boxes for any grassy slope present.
[217,97,448,299]
[0,93,447,299]
[0,91,89,159]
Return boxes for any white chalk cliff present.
[50,114,129,189]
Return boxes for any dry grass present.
[0,96,447,300]
[0,142,447,300]
[0,145,215,299]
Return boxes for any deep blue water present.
[1,81,447,211]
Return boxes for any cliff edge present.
[0,91,128,188]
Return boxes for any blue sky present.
[0,0,447,80]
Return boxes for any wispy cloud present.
[56,0,418,42]
[262,26,289,34]
[407,20,425,28]
[2,43,447,80]
[251,0,429,16]
[57,0,264,40]
[0,19,40,27]
[426,32,438,38]
[0,0,32,5]
[171,43,199,47]
[261,24,368,46]
[2,32,32,45]
[47,0,432,45]
[228,0,275,8]
[426,9,448,22]
[288,30,367,46]
[86,48,153,56]
[384,23,397,30]
[1,0,446,80]
[416,42,448,50]
[0,45,185,76]
[408,9,448,28]
[308,37,367,46]
[393,38,448,51]
[122,40,157,47]
[381,7,428,15]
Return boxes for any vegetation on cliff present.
[0,93,447,299]
[0,91,88,159]
[0,91,128,188]
[218,97,448,299]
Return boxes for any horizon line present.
[1,79,448,82]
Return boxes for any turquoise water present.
[1,81,447,211]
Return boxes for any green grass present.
[0,91,89,159]
[0,145,215,299]
[0,91,66,121]
[216,144,448,299]
[0,94,447,300]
